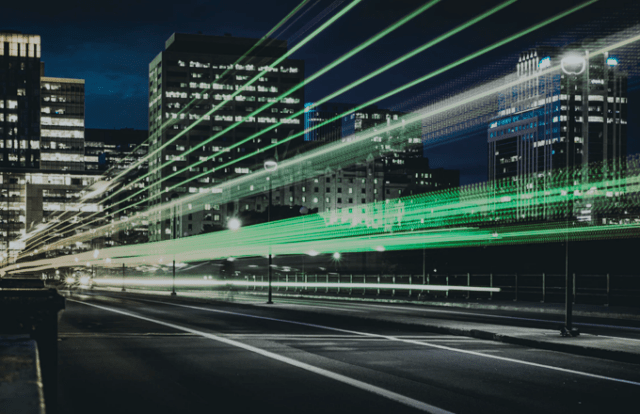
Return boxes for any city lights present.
[228,218,242,231]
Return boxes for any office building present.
[0,31,42,170]
[40,76,85,171]
[487,47,628,222]
[0,31,98,262]
[147,33,305,241]
[85,128,149,245]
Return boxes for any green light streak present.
[102,0,518,217]
[7,160,635,274]
[115,0,313,181]
[106,0,363,206]
[21,0,627,258]
[20,1,312,251]
[149,0,593,200]
[105,0,445,210]
[22,0,362,250]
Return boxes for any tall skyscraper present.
[147,33,305,241]
[0,31,42,170]
[488,47,628,221]
[0,31,98,262]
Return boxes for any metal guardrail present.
[235,272,640,307]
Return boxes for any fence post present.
[326,274,329,294]
[392,275,396,297]
[363,274,367,296]
[605,273,610,307]
[445,275,449,299]
[466,273,471,300]
[541,273,545,303]
[337,274,340,295]
[315,274,318,293]
[424,273,429,299]
[409,274,412,298]
[262,275,264,291]
[572,273,576,305]
[489,273,493,300]
[350,274,353,295]
[253,275,256,291]
[285,273,289,292]
[304,273,308,292]
[377,274,381,296]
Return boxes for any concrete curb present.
[237,290,640,320]
[87,288,640,365]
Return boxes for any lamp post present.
[121,263,126,292]
[264,157,278,304]
[300,206,309,276]
[171,259,177,296]
[560,54,585,337]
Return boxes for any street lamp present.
[228,218,242,231]
[264,157,278,304]
[559,52,586,337]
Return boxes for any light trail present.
[5,159,637,275]
[18,0,321,250]
[111,0,363,193]
[89,279,500,293]
[57,0,447,223]
[97,0,598,222]
[122,0,515,208]
[23,0,540,252]
[18,2,640,263]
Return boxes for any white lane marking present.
[135,297,640,387]
[70,299,453,414]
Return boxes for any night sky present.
[2,0,639,184]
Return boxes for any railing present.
[91,266,640,308]
[238,272,640,307]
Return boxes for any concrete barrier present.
[0,335,46,414]
[0,286,65,413]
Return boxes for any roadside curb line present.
[237,290,640,321]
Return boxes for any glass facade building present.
[487,47,628,221]
[147,33,305,241]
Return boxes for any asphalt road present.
[57,292,640,414]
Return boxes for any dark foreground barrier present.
[0,335,45,414]
[0,280,65,413]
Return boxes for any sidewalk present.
[89,287,640,365]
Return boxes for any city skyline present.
[3,0,640,184]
